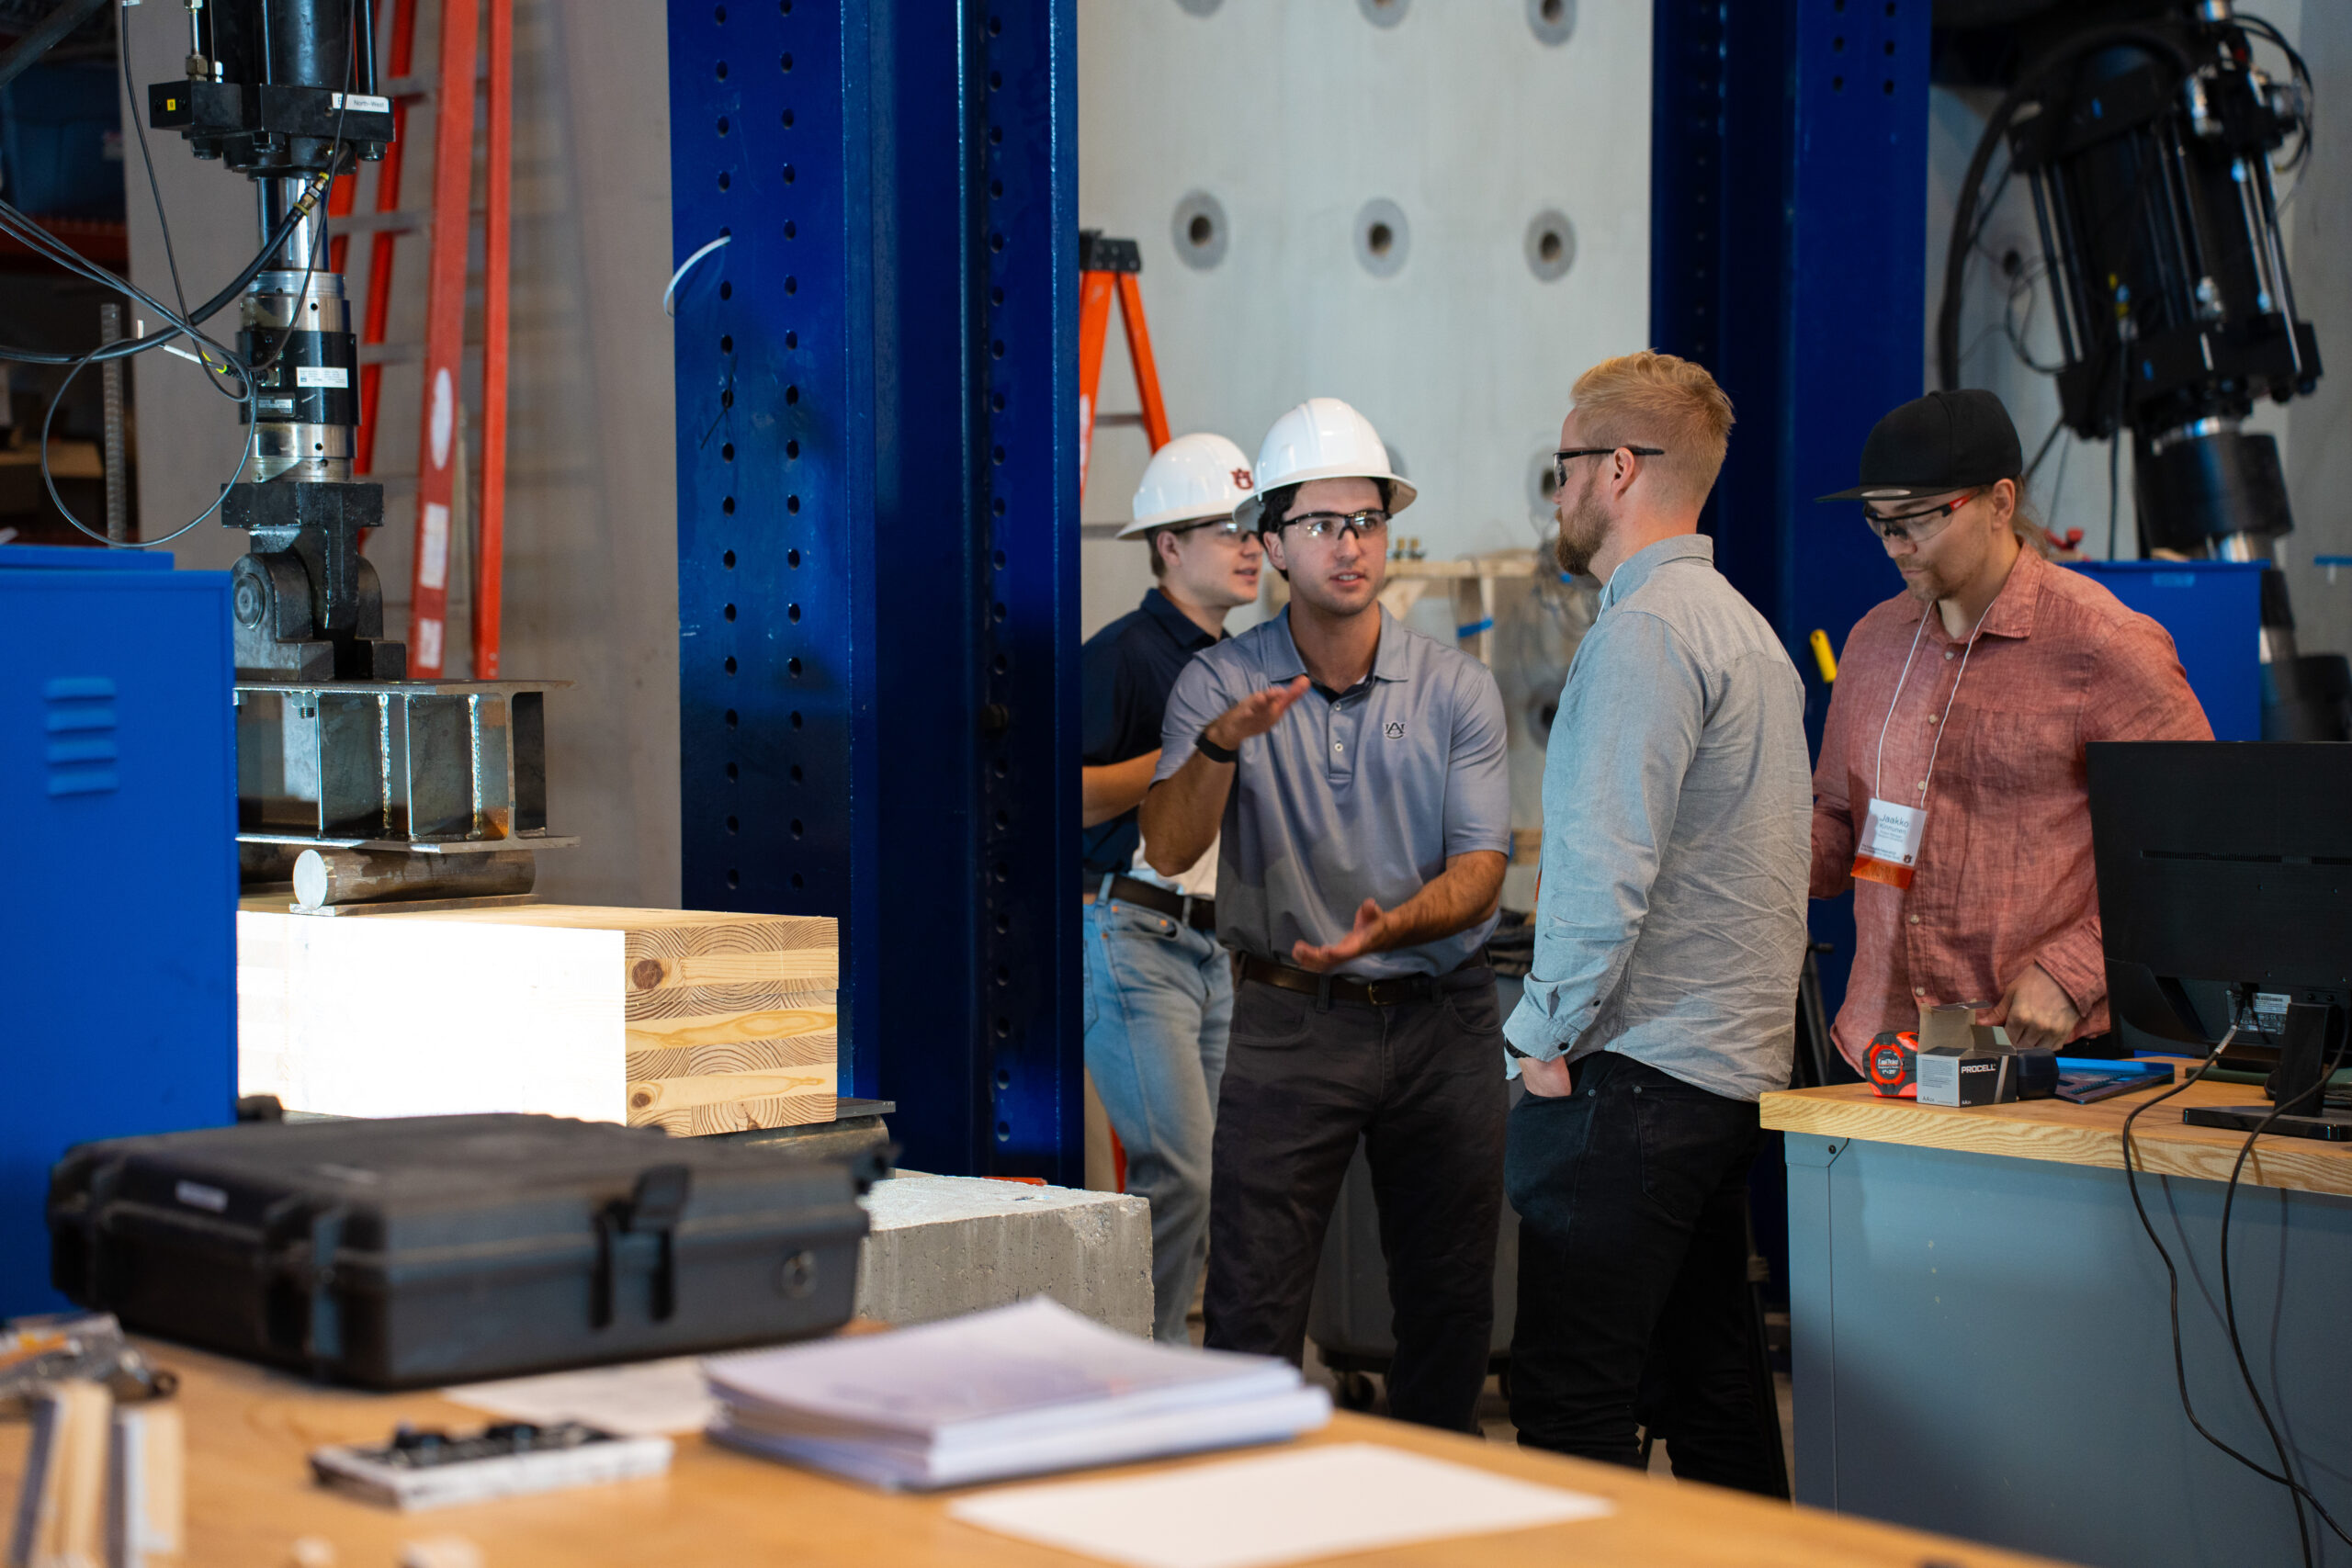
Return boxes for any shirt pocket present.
[1957,706,2078,800]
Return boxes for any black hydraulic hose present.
[1937,24,2199,392]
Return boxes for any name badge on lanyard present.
[1852,796,1925,888]
[1854,600,1995,895]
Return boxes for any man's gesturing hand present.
[1982,964,2080,1053]
[1203,675,1311,754]
[1293,897,1388,975]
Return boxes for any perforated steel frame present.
[1650,0,1929,1028]
[667,0,1080,1180]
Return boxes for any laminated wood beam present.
[238,901,839,1133]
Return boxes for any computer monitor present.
[2087,741,2352,1137]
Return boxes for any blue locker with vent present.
[1,547,237,1314]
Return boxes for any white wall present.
[121,0,681,908]
[1074,0,1651,640]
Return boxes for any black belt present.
[1089,873,1216,932]
[1238,951,1490,1009]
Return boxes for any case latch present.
[591,1165,692,1329]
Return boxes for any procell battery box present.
[1917,1046,2018,1106]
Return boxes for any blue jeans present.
[1083,897,1232,1343]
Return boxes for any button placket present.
[1327,691,1363,784]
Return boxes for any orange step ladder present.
[1077,231,1170,506]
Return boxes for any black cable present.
[118,0,241,401]
[2237,14,2313,177]
[2121,1023,2352,1560]
[2022,413,2064,489]
[30,0,361,547]
[2217,1020,2352,1568]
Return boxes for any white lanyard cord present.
[1871,601,1996,803]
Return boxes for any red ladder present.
[326,0,512,677]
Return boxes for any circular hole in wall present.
[1171,190,1227,272]
[1357,0,1407,26]
[1353,198,1409,278]
[1531,446,1564,514]
[1527,0,1574,45]
[1524,209,1577,282]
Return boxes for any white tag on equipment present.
[1853,796,1925,889]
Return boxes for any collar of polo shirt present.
[1262,605,1413,694]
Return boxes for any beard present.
[1553,470,1608,578]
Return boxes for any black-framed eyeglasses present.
[1553,446,1665,490]
[1281,508,1390,541]
[1861,489,1978,546]
[1163,516,1251,541]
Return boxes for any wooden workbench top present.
[1761,1061,2352,1200]
[0,1339,2079,1568]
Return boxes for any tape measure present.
[1866,1031,1919,1099]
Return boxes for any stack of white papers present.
[702,1296,1331,1490]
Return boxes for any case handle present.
[591,1165,693,1329]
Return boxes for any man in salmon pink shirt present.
[1811,389,2211,1066]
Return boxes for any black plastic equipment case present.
[47,1114,874,1389]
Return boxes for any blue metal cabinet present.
[0,552,237,1314]
[2070,560,2265,742]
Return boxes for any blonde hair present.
[1568,352,1736,512]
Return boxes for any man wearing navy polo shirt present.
[1080,433,1262,1345]
[1140,398,1511,1432]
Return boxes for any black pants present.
[1203,970,1506,1433]
[1505,1050,1777,1493]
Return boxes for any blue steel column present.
[669,1,1079,1179]
[1650,0,1929,1026]
[974,0,1082,1180]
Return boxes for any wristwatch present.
[1194,733,1238,765]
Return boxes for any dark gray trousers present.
[1202,968,1507,1432]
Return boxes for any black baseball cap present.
[1816,389,2023,503]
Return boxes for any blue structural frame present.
[667,0,1081,1180]
[1651,0,1931,1027]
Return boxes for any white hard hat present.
[1235,397,1417,531]
[1120,433,1257,537]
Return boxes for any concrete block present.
[854,1173,1152,1337]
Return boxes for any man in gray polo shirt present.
[1139,397,1510,1433]
[1504,353,1809,1493]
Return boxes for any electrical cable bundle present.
[2121,1015,2352,1568]
[2,2,356,546]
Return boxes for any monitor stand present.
[2184,1000,2352,1142]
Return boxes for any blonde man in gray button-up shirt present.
[1503,353,1809,1494]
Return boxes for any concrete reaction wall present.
[1074,0,1650,640]
[119,0,681,909]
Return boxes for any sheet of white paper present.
[444,1359,716,1437]
[946,1442,1612,1568]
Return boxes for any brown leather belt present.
[1238,951,1490,1009]
[1089,873,1216,932]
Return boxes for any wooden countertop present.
[1761,1060,2352,1199]
[0,1339,2081,1568]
